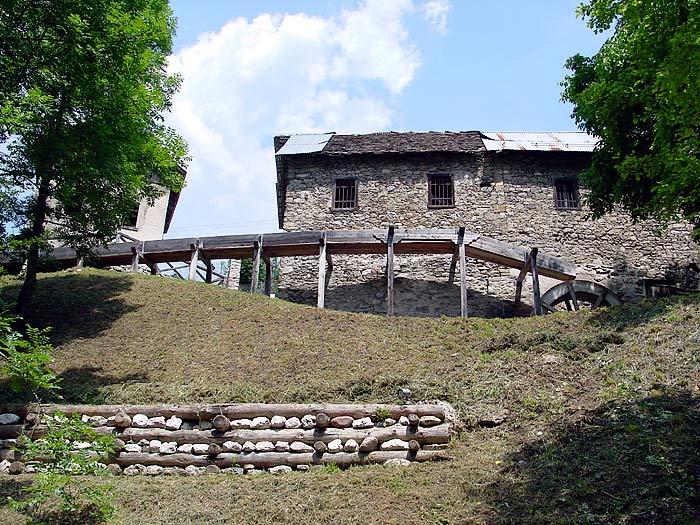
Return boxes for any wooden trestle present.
[11,228,577,317]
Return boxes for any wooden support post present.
[325,242,333,291]
[149,264,159,276]
[131,243,144,273]
[566,281,580,311]
[317,236,327,308]
[250,236,262,293]
[530,247,542,315]
[386,226,395,316]
[458,227,467,318]
[514,251,532,305]
[263,254,272,297]
[76,257,84,269]
[448,249,458,285]
[188,240,201,281]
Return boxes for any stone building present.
[273,131,700,317]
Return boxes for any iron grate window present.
[554,179,580,209]
[332,178,358,210]
[428,175,454,208]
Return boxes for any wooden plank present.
[448,249,458,285]
[250,236,262,293]
[318,235,327,308]
[514,250,532,305]
[188,240,201,281]
[458,227,467,318]
[387,226,395,316]
[530,247,542,315]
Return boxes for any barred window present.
[428,175,454,208]
[332,178,358,210]
[554,179,580,209]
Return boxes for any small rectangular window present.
[428,175,454,208]
[123,205,139,228]
[332,178,358,210]
[554,179,580,209]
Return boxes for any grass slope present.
[1,269,699,524]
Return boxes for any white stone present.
[255,441,275,452]
[290,441,314,453]
[274,441,290,452]
[165,416,183,431]
[419,415,442,427]
[269,465,293,475]
[284,417,301,429]
[384,458,411,467]
[385,418,397,426]
[192,443,209,455]
[123,465,141,476]
[177,443,193,454]
[89,415,107,426]
[352,417,374,429]
[242,441,256,453]
[270,415,286,428]
[184,465,201,476]
[124,444,141,453]
[81,414,90,423]
[143,465,164,476]
[159,442,177,454]
[105,416,117,427]
[230,419,252,429]
[301,415,316,429]
[223,441,242,453]
[72,441,92,450]
[138,439,150,447]
[132,414,149,428]
[250,417,270,429]
[148,440,162,453]
[147,416,166,428]
[398,416,410,426]
[24,464,38,474]
[327,439,343,453]
[380,439,410,451]
[343,439,359,453]
[0,459,10,473]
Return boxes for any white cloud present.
[165,1,426,237]
[421,0,452,34]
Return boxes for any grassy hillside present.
[1,269,698,524]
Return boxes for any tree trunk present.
[16,176,50,318]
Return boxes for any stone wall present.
[277,151,700,317]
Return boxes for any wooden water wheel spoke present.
[538,280,621,314]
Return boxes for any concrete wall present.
[119,187,170,241]
[277,151,700,317]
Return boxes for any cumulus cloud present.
[165,1,431,237]
[421,0,452,34]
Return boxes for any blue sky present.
[165,0,606,238]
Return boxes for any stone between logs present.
[21,403,445,420]
[116,450,446,468]
[121,423,450,446]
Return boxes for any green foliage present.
[0,0,189,310]
[0,307,58,394]
[9,413,116,524]
[562,0,700,238]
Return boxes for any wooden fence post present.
[386,226,395,316]
[530,247,542,315]
[458,227,467,318]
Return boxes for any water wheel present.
[540,280,621,313]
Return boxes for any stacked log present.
[0,404,451,476]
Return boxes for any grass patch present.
[0,269,698,524]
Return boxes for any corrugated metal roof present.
[481,131,597,152]
[275,133,334,155]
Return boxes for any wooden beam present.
[250,236,262,293]
[566,281,580,311]
[264,259,272,296]
[448,248,458,285]
[387,226,395,316]
[318,236,327,308]
[188,240,201,280]
[514,250,532,305]
[165,262,185,280]
[458,227,467,318]
[530,247,542,315]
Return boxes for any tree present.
[0,0,189,314]
[562,0,700,239]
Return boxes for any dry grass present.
[0,269,699,524]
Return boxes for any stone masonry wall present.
[277,151,700,317]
